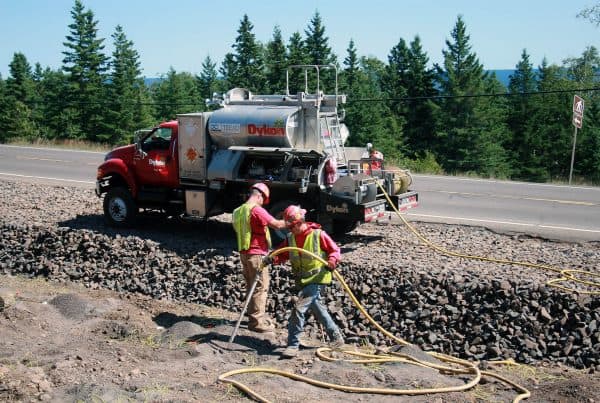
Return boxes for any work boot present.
[248,319,275,333]
[281,346,299,358]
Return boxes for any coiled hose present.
[219,246,530,402]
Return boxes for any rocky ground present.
[0,178,599,402]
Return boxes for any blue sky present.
[1,0,598,78]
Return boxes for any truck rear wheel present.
[333,219,358,236]
[103,187,138,227]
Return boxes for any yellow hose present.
[218,246,531,402]
[377,181,600,295]
[218,177,599,401]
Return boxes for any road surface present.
[1,144,598,242]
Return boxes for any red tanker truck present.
[95,65,418,238]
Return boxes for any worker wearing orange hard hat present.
[232,183,287,333]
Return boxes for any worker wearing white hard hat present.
[232,183,287,333]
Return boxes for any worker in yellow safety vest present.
[232,183,287,333]
[265,205,344,358]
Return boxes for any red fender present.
[97,159,138,197]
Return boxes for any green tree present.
[6,52,36,104]
[524,59,571,181]
[106,25,153,144]
[286,31,309,94]
[151,68,200,121]
[197,55,219,103]
[219,52,237,90]
[265,25,287,93]
[435,15,487,172]
[37,68,77,139]
[470,75,511,178]
[304,11,337,92]
[507,49,538,175]
[0,75,9,141]
[344,53,405,161]
[227,14,266,92]
[341,39,359,91]
[382,37,410,118]
[578,3,600,26]
[564,47,600,182]
[385,36,439,158]
[4,52,39,139]
[62,0,109,140]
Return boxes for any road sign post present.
[569,95,584,185]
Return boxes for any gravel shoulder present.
[1,178,599,402]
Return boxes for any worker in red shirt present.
[232,183,287,333]
[264,205,344,358]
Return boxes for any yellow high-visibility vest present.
[232,203,271,251]
[288,229,331,287]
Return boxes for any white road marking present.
[0,172,94,184]
[16,155,72,163]
[430,190,597,206]
[405,213,600,234]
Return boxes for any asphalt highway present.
[1,144,599,242]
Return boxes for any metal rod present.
[569,126,578,185]
[228,271,261,344]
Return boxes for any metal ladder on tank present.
[321,114,347,166]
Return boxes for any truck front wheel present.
[103,187,137,227]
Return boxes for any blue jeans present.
[287,283,341,347]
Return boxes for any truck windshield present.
[142,127,172,151]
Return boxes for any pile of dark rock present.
[1,222,598,370]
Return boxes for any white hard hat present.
[366,143,373,151]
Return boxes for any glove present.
[262,255,273,267]
[327,259,337,271]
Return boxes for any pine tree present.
[37,68,75,139]
[197,55,219,103]
[563,46,600,182]
[344,54,405,161]
[524,59,571,181]
[435,15,486,172]
[62,0,109,141]
[383,36,439,158]
[286,31,309,94]
[265,26,287,93]
[0,75,9,142]
[342,39,359,91]
[470,75,511,178]
[151,68,200,121]
[304,11,337,92]
[228,14,265,92]
[382,37,410,118]
[219,53,237,91]
[5,52,39,139]
[507,49,538,176]
[106,25,152,144]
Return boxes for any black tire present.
[103,187,138,227]
[332,219,358,236]
[268,200,293,245]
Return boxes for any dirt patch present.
[1,274,598,402]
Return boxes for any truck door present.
[133,126,179,187]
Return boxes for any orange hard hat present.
[283,205,306,227]
[251,182,270,204]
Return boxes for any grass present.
[6,137,111,152]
